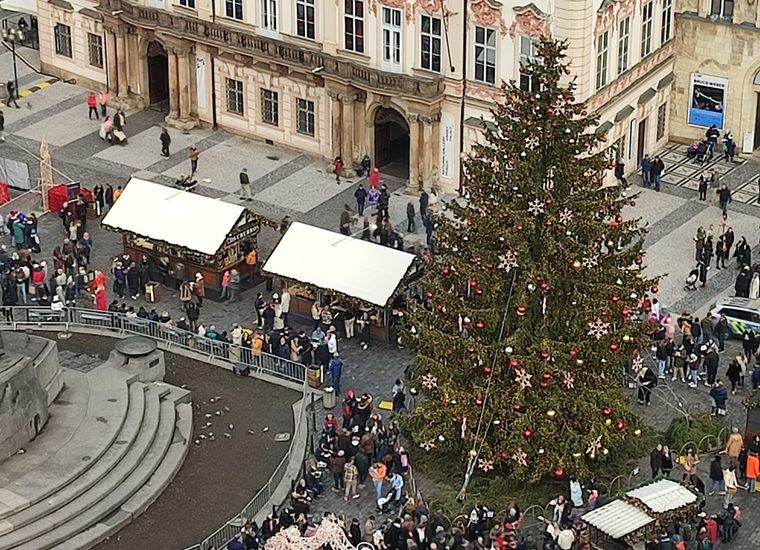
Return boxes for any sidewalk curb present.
[1,77,58,107]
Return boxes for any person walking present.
[98,89,108,118]
[716,184,732,219]
[406,202,416,233]
[329,450,347,492]
[651,156,665,191]
[650,444,663,478]
[378,186,390,219]
[189,145,200,175]
[87,91,99,120]
[708,455,724,495]
[419,189,429,222]
[333,156,344,184]
[0,110,5,143]
[723,465,738,509]
[369,461,387,501]
[160,127,171,157]
[239,168,252,201]
[344,458,360,501]
[715,235,727,270]
[641,154,652,187]
[228,269,241,302]
[698,172,709,201]
[614,159,628,187]
[6,80,18,108]
[354,184,367,216]
[329,353,344,393]
[340,204,353,236]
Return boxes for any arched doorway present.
[147,41,169,108]
[374,107,410,178]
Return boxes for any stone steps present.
[0,374,192,550]
[0,367,133,519]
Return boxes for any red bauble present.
[601,407,613,417]
[522,428,533,439]
[615,215,623,224]
[425,291,434,300]
[539,380,550,389]
[512,403,525,413]
[469,279,479,288]
[541,370,553,381]
[540,351,551,361]
[516,304,528,316]
[475,320,485,330]
[442,266,451,276]
[499,450,510,460]
[539,281,550,291]
[475,396,484,406]
[621,307,632,318]
[611,294,621,304]
[553,467,565,480]
[545,219,553,227]
[467,346,476,354]
[483,365,493,375]
[545,197,553,206]
[609,341,620,352]
[510,358,521,368]
[634,256,644,266]
[475,288,483,296]
[615,419,627,431]
[651,285,659,294]
[569,348,579,358]
[516,224,524,231]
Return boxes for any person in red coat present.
[93,285,107,311]
[87,92,99,120]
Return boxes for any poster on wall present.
[196,56,207,111]
[440,114,454,179]
[688,73,727,129]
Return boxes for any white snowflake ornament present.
[420,439,436,452]
[586,435,603,458]
[421,373,438,389]
[562,372,575,389]
[527,199,545,216]
[632,354,644,372]
[478,458,494,472]
[582,255,599,269]
[514,368,533,389]
[587,318,611,340]
[525,136,540,150]
[559,208,573,225]
[498,250,519,272]
[512,449,528,466]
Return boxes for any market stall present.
[262,221,418,341]
[582,479,702,549]
[102,178,260,296]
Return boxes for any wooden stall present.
[263,222,419,342]
[102,178,259,296]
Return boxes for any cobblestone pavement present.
[3,79,760,544]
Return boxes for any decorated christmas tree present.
[404,39,657,482]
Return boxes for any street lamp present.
[2,27,24,101]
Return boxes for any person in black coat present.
[735,266,751,298]
[105,184,114,210]
[650,444,663,478]
[637,366,658,405]
[354,184,368,216]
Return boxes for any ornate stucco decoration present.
[509,3,549,39]
[470,0,509,37]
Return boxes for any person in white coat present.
[750,272,760,299]
[281,288,291,325]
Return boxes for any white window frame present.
[344,0,365,53]
[474,26,497,85]
[710,0,733,19]
[641,2,653,58]
[226,78,245,115]
[617,17,630,75]
[420,14,442,73]
[296,0,316,40]
[261,89,279,126]
[261,0,278,33]
[518,36,539,91]
[381,7,403,72]
[661,0,673,43]
[178,0,195,8]
[297,98,316,136]
[54,23,72,58]
[595,30,609,91]
[225,0,243,20]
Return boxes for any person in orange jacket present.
[747,452,759,493]
[87,92,99,120]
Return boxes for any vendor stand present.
[102,178,260,296]
[262,221,418,342]
[582,479,702,549]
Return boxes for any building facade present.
[672,0,760,152]
[37,0,674,193]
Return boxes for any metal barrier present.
[0,305,311,550]
[0,306,306,385]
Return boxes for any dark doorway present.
[147,41,169,111]
[754,93,760,149]
[637,118,647,165]
[374,107,410,178]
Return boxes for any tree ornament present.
[546,409,556,418]
[498,250,519,272]
[586,435,603,458]
[559,208,573,225]
[651,285,659,293]
[572,260,582,269]
[611,294,621,304]
[601,407,613,417]
[539,380,550,389]
[469,279,479,288]
[541,370,553,381]
[525,136,540,149]
[582,255,599,269]
[421,373,439,389]
[569,348,579,358]
[475,288,483,296]
[512,449,528,466]
[609,341,620,352]
[478,458,494,472]
[474,320,485,330]
[615,419,627,431]
[441,266,451,276]
[424,291,434,300]
[514,368,533,389]
[522,428,534,440]
[539,281,550,291]
[516,304,528,316]
[528,199,545,216]
[420,439,436,451]
[483,364,493,375]
[605,418,612,426]
[553,467,565,480]
[562,372,575,389]
[499,450,510,460]
[587,318,611,340]
[632,354,644,371]
[540,351,551,361]
[634,255,644,266]
[475,396,483,405]
[621,307,632,318]
[509,358,521,368]
[634,429,642,436]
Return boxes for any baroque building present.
[37,0,675,192]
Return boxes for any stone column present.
[105,31,117,95]
[408,114,420,190]
[167,50,179,120]
[116,32,128,98]
[421,116,434,190]
[178,50,190,121]
[330,93,342,159]
[341,94,355,163]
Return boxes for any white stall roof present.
[102,178,246,256]
[626,479,698,514]
[582,500,654,539]
[263,222,416,307]
[0,0,36,15]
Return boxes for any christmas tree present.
[404,39,657,482]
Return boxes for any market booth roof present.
[581,500,654,540]
[626,479,698,513]
[102,178,247,256]
[263,222,416,307]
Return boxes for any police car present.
[707,297,760,336]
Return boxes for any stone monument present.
[108,335,166,383]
